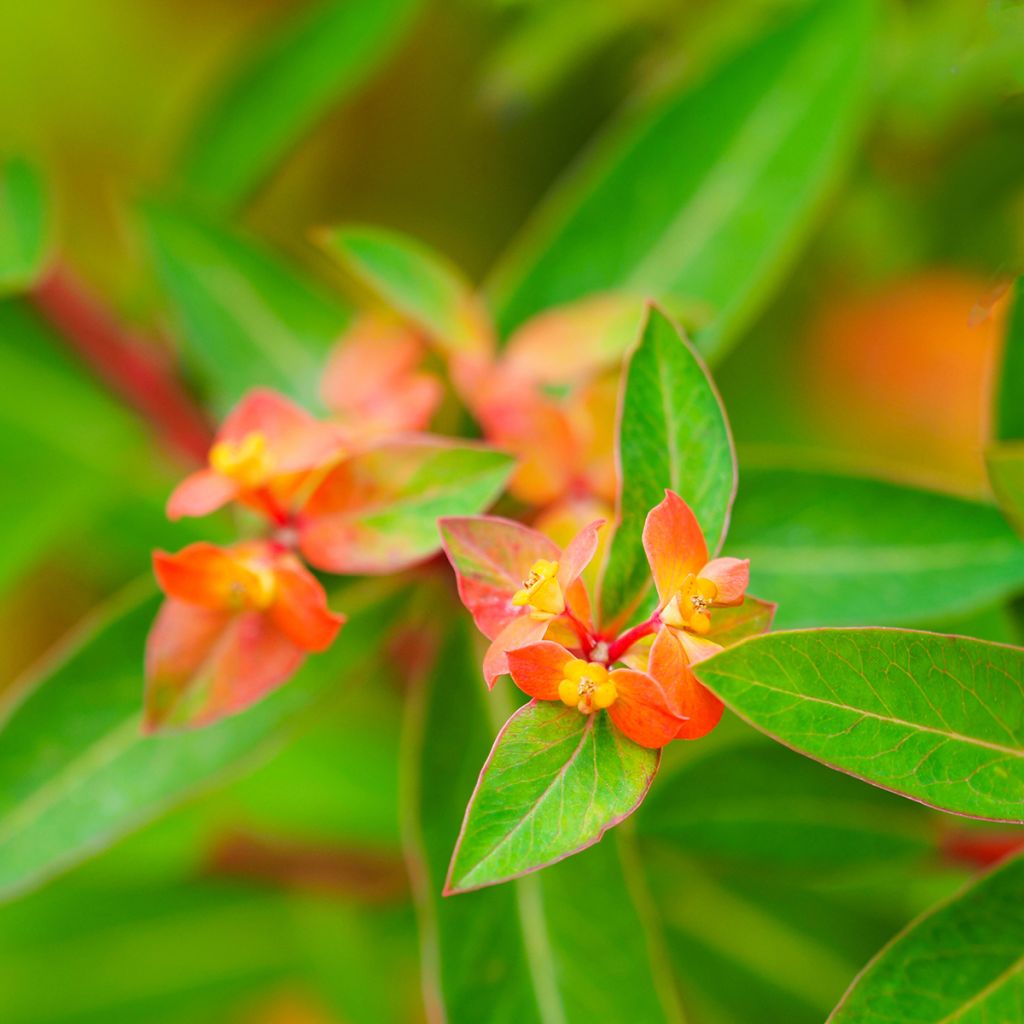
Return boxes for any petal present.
[607,669,683,748]
[439,515,560,640]
[674,630,724,666]
[642,491,709,605]
[701,557,749,606]
[166,469,238,521]
[556,519,604,589]
[144,601,304,730]
[507,641,574,701]
[152,544,242,609]
[648,628,724,740]
[483,614,548,687]
[269,557,345,651]
[706,596,776,646]
[220,388,345,474]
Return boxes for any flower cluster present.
[443,489,760,748]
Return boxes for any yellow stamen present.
[558,658,617,714]
[660,573,719,635]
[511,559,564,621]
[210,431,272,488]
[227,561,278,611]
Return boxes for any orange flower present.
[167,389,347,525]
[146,540,344,730]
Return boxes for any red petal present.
[607,668,683,748]
[144,600,304,730]
[649,627,723,740]
[556,519,603,589]
[483,614,548,687]
[440,515,560,640]
[642,491,709,605]
[507,641,574,701]
[269,556,345,651]
[702,557,749,606]
[152,544,243,609]
[166,469,238,521]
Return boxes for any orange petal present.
[607,668,683,748]
[557,519,603,589]
[153,544,245,609]
[269,557,345,652]
[648,627,723,740]
[642,491,709,605]
[701,557,749,606]
[166,469,239,521]
[674,629,724,665]
[483,614,548,687]
[507,641,574,701]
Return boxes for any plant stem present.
[606,617,658,663]
[563,605,595,657]
[32,263,213,464]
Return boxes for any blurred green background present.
[1,1,1023,1021]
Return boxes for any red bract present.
[321,314,443,439]
[444,490,763,747]
[167,389,346,525]
[146,541,344,730]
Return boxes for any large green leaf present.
[600,305,735,626]
[403,621,682,1022]
[694,628,1024,822]
[0,579,403,901]
[142,203,349,411]
[0,157,49,294]
[445,699,658,893]
[828,853,1024,1023]
[487,0,873,361]
[727,467,1024,628]
[316,224,489,356]
[639,741,934,875]
[178,0,421,211]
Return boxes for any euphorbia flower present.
[320,313,443,439]
[439,515,602,686]
[167,389,347,525]
[507,634,686,748]
[146,540,344,730]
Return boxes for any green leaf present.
[727,467,1024,628]
[0,157,49,294]
[316,224,489,356]
[487,0,873,361]
[639,741,934,874]
[142,202,349,412]
[694,628,1024,822]
[0,579,404,901]
[600,305,735,626]
[403,620,683,1022]
[987,441,1024,539]
[445,699,659,893]
[828,853,1024,1023]
[994,280,1024,441]
[178,0,422,211]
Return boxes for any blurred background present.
[1,1,1023,1021]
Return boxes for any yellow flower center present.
[226,561,278,611]
[511,559,565,620]
[660,573,719,635]
[558,658,617,714]
[209,431,273,488]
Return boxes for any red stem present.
[563,605,595,657]
[31,264,213,464]
[606,617,658,664]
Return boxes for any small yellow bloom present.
[226,560,278,611]
[558,657,617,714]
[210,431,272,488]
[660,573,719,635]
[512,559,565,620]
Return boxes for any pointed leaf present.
[142,202,349,411]
[316,224,490,357]
[300,440,514,573]
[446,700,659,893]
[727,467,1024,627]
[0,579,404,901]
[487,0,873,362]
[403,620,682,1022]
[0,157,49,294]
[600,305,735,625]
[828,853,1024,1022]
[178,0,422,211]
[694,628,1024,822]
